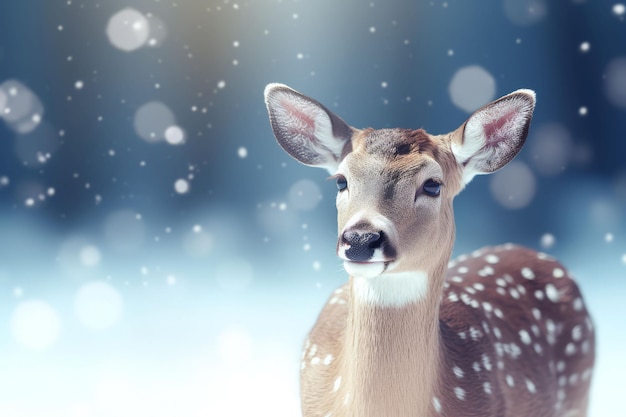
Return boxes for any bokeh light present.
[529,123,573,176]
[103,209,146,251]
[11,300,61,351]
[133,101,176,143]
[503,0,548,26]
[0,79,44,134]
[287,179,323,211]
[448,66,496,113]
[106,8,150,52]
[174,178,190,194]
[489,161,536,209]
[604,56,626,109]
[74,281,123,330]
[165,125,185,145]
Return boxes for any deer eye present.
[423,179,441,197]
[336,175,348,192]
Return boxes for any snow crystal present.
[11,300,61,351]
[237,147,248,158]
[106,8,150,52]
[579,106,588,116]
[75,80,84,90]
[579,42,590,53]
[0,176,8,187]
[448,65,496,112]
[605,233,614,243]
[74,281,123,330]
[489,161,536,210]
[613,3,625,17]
[217,80,226,89]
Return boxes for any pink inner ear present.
[282,98,316,135]
[483,109,517,146]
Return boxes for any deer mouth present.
[343,260,395,279]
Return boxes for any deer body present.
[264,84,594,417]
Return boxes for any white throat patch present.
[352,271,429,307]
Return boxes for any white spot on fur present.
[519,329,532,345]
[573,298,583,311]
[432,397,442,413]
[553,268,565,278]
[333,376,342,392]
[323,354,334,365]
[482,354,492,371]
[352,271,429,307]
[565,342,577,356]
[506,374,515,387]
[526,378,537,393]
[485,254,500,264]
[483,382,492,394]
[493,327,502,339]
[453,366,464,378]
[571,325,582,341]
[546,284,560,302]
[521,267,535,279]
[454,386,466,400]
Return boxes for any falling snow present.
[0,2,623,417]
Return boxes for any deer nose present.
[341,230,384,262]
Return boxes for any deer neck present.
[338,260,449,417]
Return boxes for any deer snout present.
[341,229,384,262]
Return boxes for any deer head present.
[264,83,535,292]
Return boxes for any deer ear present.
[451,89,536,185]
[264,83,353,173]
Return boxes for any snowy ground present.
[0,254,624,417]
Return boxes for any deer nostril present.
[342,230,385,262]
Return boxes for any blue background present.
[0,1,625,416]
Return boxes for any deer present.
[263,83,595,417]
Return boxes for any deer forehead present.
[350,128,441,160]
[339,128,457,196]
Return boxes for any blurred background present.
[0,0,625,416]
